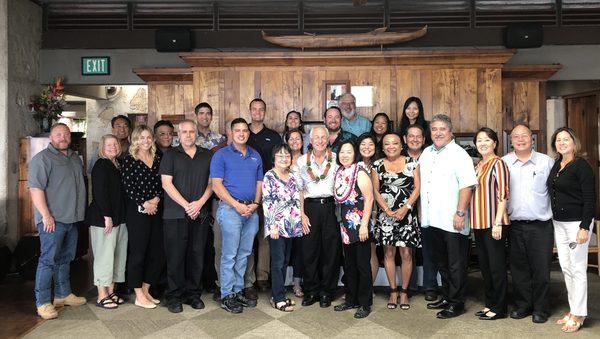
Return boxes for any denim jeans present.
[269,237,292,303]
[35,222,78,307]
[420,226,439,290]
[216,202,258,299]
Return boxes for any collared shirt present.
[195,130,226,151]
[210,143,263,201]
[419,140,477,235]
[297,151,339,198]
[121,153,163,209]
[28,143,86,224]
[248,124,282,173]
[159,145,212,219]
[342,115,372,137]
[502,151,554,221]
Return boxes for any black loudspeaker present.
[505,23,543,48]
[155,28,192,52]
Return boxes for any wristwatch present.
[455,210,466,217]
[406,203,413,211]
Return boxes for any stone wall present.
[85,85,148,164]
[0,0,41,248]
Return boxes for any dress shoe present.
[424,290,438,302]
[167,301,183,313]
[532,314,548,324]
[510,309,532,319]
[436,305,464,319]
[479,312,507,320]
[212,290,221,302]
[334,302,359,311]
[354,306,371,319]
[221,294,243,314]
[243,286,258,300]
[53,293,87,307]
[37,303,58,319]
[188,298,205,310]
[235,292,257,308]
[302,295,318,306]
[255,280,270,292]
[319,295,331,308]
[427,299,449,310]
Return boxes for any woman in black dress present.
[373,133,421,310]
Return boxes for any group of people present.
[29,93,595,332]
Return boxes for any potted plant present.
[29,77,66,133]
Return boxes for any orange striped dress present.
[470,156,510,229]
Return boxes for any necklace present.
[334,163,359,202]
[306,149,333,182]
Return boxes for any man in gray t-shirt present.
[28,123,87,319]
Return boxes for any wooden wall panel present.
[458,69,478,132]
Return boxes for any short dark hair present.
[271,143,292,164]
[323,106,342,119]
[511,123,532,135]
[153,120,174,134]
[50,122,69,133]
[356,133,379,162]
[405,123,425,136]
[195,102,213,115]
[336,140,359,166]
[474,127,499,155]
[249,98,266,109]
[231,117,249,129]
[111,115,132,129]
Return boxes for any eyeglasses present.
[158,132,173,137]
[275,154,291,159]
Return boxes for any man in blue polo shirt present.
[210,118,263,314]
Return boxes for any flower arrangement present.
[29,77,66,129]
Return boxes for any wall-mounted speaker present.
[155,28,192,52]
[505,23,543,49]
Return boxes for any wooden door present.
[565,93,600,217]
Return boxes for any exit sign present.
[82,57,110,76]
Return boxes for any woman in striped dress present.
[470,127,510,320]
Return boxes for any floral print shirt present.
[195,130,226,150]
[262,169,303,238]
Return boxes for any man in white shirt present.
[502,124,554,324]
[298,126,340,308]
[419,114,477,319]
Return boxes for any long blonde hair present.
[129,125,156,160]
[99,134,121,167]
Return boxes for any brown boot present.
[37,303,58,319]
[53,293,86,307]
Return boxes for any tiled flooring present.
[16,269,600,338]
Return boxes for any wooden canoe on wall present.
[261,26,427,49]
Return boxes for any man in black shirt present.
[247,98,282,293]
[159,119,213,313]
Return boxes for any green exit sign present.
[82,57,110,75]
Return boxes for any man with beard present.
[323,106,355,154]
[339,93,371,137]
[29,123,87,319]
[420,114,477,319]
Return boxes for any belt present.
[512,219,549,224]
[304,196,334,204]
[235,199,256,205]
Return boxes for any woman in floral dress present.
[262,143,303,312]
[333,140,374,319]
[373,133,420,310]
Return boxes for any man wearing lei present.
[297,125,340,308]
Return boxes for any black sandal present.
[270,298,294,312]
[399,288,410,310]
[387,291,398,309]
[108,292,125,305]
[96,296,118,309]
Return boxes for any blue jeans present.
[421,226,439,290]
[216,202,258,299]
[35,222,78,307]
[269,237,292,303]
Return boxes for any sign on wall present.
[81,57,110,76]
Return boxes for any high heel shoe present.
[398,288,410,310]
[387,291,398,309]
